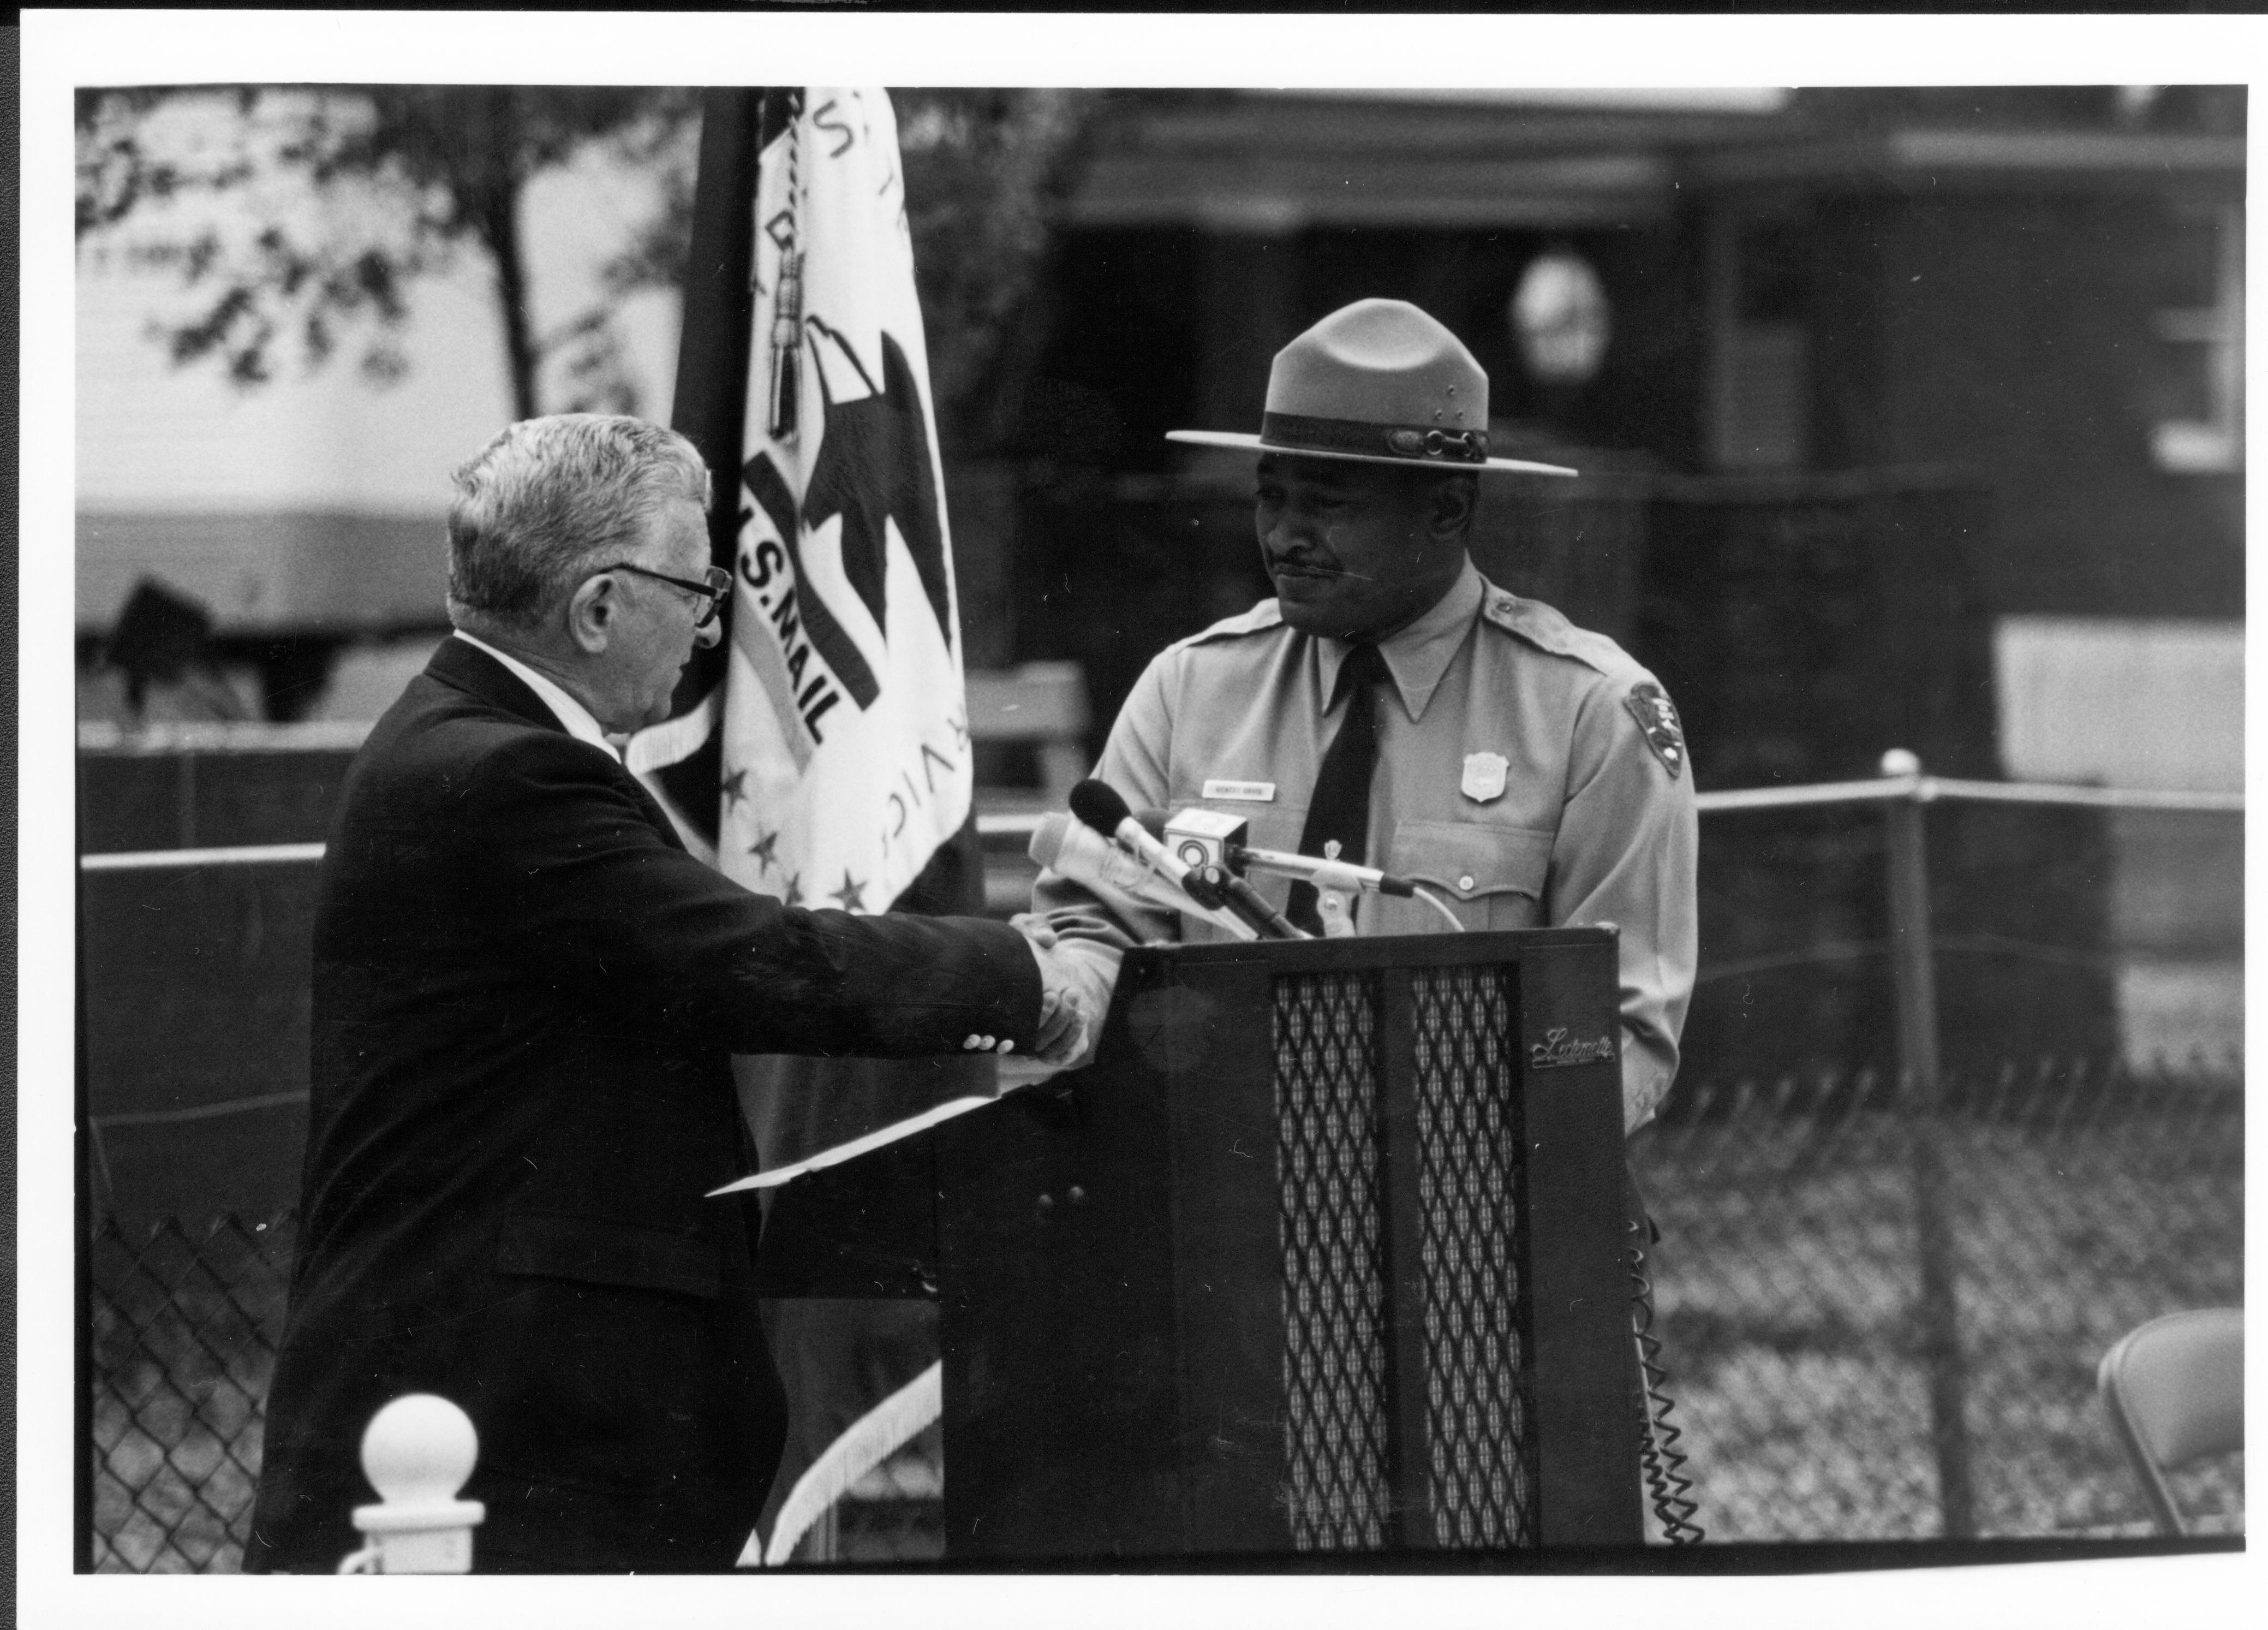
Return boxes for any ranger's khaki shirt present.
[1035,559,1698,1131]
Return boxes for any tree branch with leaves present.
[76,84,701,420]
[76,85,1096,446]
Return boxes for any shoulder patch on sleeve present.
[1622,680,1687,780]
[1171,597,1284,651]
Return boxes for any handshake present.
[958,914,1121,1071]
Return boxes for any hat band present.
[1260,411,1490,466]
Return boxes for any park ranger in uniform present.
[1033,297,1697,1137]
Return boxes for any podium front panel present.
[938,929,1639,1561]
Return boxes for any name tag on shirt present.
[1202,779,1276,803]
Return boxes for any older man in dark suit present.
[246,415,1085,1573]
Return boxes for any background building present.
[1006,86,2242,762]
[1001,87,2246,1070]
[77,86,2244,1075]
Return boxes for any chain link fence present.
[88,1052,2239,1569]
[1633,1055,2243,1542]
[89,1213,295,1572]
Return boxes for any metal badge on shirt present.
[1623,681,1687,780]
[1202,779,1276,803]
[1460,752,1508,803]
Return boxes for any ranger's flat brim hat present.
[1167,297,1578,478]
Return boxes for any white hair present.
[445,414,711,629]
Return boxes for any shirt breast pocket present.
[1393,820,1553,932]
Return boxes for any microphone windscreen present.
[1068,778,1132,836]
[1028,811,1071,871]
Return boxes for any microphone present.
[1143,806,1417,901]
[1198,861,1305,939]
[1135,810,1304,939]
[1030,813,1258,941]
[1069,780,1229,912]
[1232,844,1420,899]
[1030,811,1173,904]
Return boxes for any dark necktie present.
[1287,643,1390,935]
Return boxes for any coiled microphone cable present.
[1628,1231,1705,1544]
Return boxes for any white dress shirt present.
[451,630,620,762]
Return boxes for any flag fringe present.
[748,1359,944,1567]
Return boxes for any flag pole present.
[764,98,804,446]
[678,86,990,1565]
[630,88,769,857]
[672,88,762,599]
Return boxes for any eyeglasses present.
[590,562,733,628]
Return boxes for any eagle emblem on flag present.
[697,87,972,917]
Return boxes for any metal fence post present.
[77,873,95,1572]
[1880,749,1973,1538]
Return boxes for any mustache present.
[1268,555,1372,582]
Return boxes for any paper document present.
[706,1056,1067,1194]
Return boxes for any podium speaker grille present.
[1272,965,1536,1551]
[1274,969,1393,1550]
[1411,965,1530,1547]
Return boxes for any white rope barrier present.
[92,1089,308,1128]
[1693,780,1909,813]
[75,776,2240,876]
[1917,776,2243,813]
[80,842,328,872]
[1694,776,2242,816]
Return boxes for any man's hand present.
[1619,1031,1666,1137]
[963,917,1094,1063]
[1016,913,1121,1070]
[1019,916,1097,1066]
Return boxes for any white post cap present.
[350,1393,486,1573]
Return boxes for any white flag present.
[718,88,969,911]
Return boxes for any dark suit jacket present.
[246,638,1040,1573]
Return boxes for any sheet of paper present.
[706,1055,1070,1194]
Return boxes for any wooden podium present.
[934,928,1641,1561]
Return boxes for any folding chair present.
[2096,1307,2243,1535]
